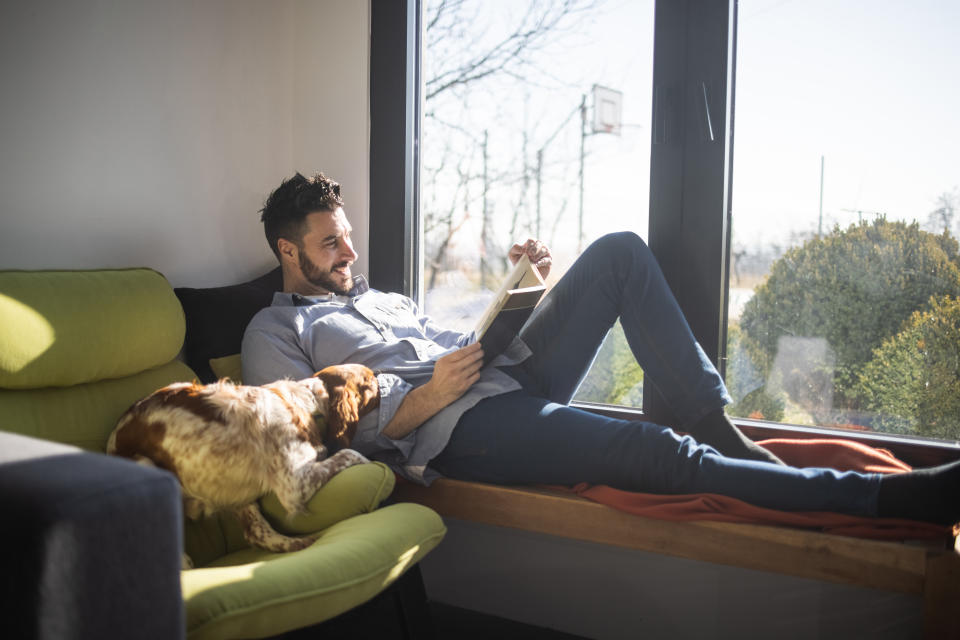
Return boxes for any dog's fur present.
[106,364,380,561]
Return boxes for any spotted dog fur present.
[107,364,379,563]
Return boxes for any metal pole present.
[481,129,489,288]
[535,148,543,240]
[536,101,582,243]
[818,155,824,238]
[578,94,587,253]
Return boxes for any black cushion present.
[174,267,282,382]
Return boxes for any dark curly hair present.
[260,172,344,259]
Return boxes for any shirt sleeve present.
[351,372,417,458]
[241,324,314,385]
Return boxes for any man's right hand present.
[424,342,484,406]
[381,342,484,440]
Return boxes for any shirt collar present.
[284,275,370,307]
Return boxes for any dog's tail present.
[233,503,317,553]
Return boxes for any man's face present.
[293,208,358,295]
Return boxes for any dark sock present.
[688,409,786,465]
[877,459,960,525]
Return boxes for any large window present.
[369,0,960,458]
[728,0,960,443]
[418,0,655,407]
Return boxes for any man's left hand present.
[508,239,552,280]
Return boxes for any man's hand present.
[423,342,484,406]
[382,343,484,440]
[508,238,552,280]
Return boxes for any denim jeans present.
[431,232,881,516]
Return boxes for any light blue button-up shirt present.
[241,275,530,484]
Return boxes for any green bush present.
[725,323,785,422]
[574,320,644,406]
[856,296,960,440]
[739,219,960,411]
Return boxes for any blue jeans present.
[431,232,881,516]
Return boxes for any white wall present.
[424,519,923,640]
[0,0,369,288]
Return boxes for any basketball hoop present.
[592,85,622,136]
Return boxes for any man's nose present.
[341,239,358,262]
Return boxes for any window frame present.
[369,0,960,468]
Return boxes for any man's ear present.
[277,237,298,263]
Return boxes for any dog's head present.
[313,364,380,448]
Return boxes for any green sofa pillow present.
[208,353,243,382]
[183,462,397,567]
[0,268,185,389]
[182,503,446,640]
[259,462,396,535]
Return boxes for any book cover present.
[474,254,546,366]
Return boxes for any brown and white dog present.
[107,364,379,563]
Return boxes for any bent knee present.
[587,231,653,269]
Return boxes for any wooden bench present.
[395,477,960,638]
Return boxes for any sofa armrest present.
[259,462,396,535]
[0,431,185,640]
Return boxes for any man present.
[242,172,960,526]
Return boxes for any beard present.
[299,252,353,295]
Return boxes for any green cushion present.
[184,462,397,568]
[0,359,196,450]
[208,353,243,382]
[0,268,185,389]
[181,503,446,640]
[260,462,396,535]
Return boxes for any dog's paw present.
[182,553,195,570]
[288,535,318,552]
[338,449,369,466]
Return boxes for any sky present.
[421,0,959,431]
[734,0,960,246]
[421,0,960,322]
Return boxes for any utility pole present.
[535,102,583,242]
[578,93,587,253]
[480,129,490,288]
[818,155,824,238]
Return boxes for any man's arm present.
[241,326,315,385]
[382,342,484,440]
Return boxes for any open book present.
[474,254,546,367]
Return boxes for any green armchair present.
[0,268,446,639]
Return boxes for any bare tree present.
[424,0,599,102]
[926,189,959,236]
[422,0,603,290]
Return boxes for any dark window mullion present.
[646,0,734,426]
[369,0,421,297]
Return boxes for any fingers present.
[523,239,551,279]
[447,344,485,380]
[509,238,551,267]
[445,341,482,359]
[434,344,484,400]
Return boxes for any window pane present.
[420,0,655,407]
[729,1,960,441]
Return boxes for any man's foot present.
[688,409,786,465]
[877,458,960,525]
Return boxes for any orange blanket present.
[563,437,954,541]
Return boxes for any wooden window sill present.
[394,477,960,638]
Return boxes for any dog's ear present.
[314,365,379,448]
[327,386,360,448]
